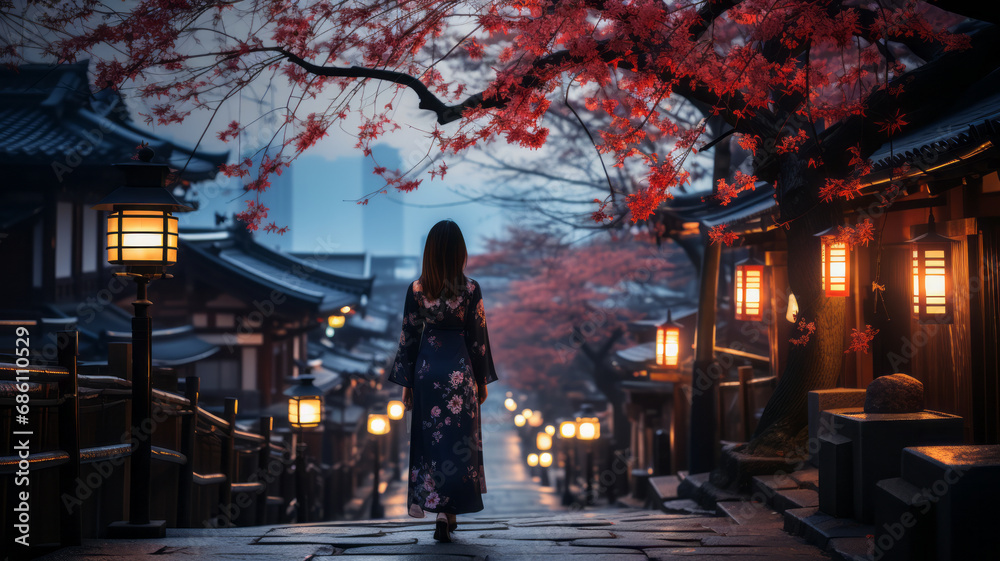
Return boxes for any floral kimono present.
[389,277,498,517]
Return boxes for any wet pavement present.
[34,400,835,560]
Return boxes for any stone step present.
[783,506,874,551]
[716,499,783,527]
[648,475,680,503]
[772,488,820,513]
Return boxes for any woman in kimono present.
[389,219,498,542]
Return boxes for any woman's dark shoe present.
[433,514,452,542]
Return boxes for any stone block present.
[818,432,852,518]
[864,373,923,414]
[898,445,1000,561]
[827,409,964,523]
[807,389,866,467]
[872,477,932,561]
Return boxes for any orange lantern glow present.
[817,228,850,297]
[735,255,765,321]
[909,211,954,324]
[655,311,681,368]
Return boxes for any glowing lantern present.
[93,150,192,275]
[527,453,539,467]
[559,420,576,439]
[817,228,850,297]
[536,432,552,451]
[340,305,352,314]
[655,311,681,368]
[367,413,390,435]
[576,417,599,441]
[539,452,553,467]
[328,315,346,328]
[735,255,765,321]
[514,414,526,427]
[909,211,954,324]
[387,400,405,420]
[504,398,517,411]
[285,375,323,429]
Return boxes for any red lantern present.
[908,211,954,324]
[735,255,765,321]
[816,228,850,297]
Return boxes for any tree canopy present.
[4,0,993,234]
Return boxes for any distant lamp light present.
[536,432,552,451]
[387,400,405,420]
[655,310,681,368]
[504,398,517,412]
[340,305,352,314]
[325,326,335,338]
[817,227,850,297]
[522,409,533,419]
[539,452,553,468]
[735,254,765,321]
[527,453,539,467]
[544,425,555,436]
[328,315,346,329]
[514,414,526,427]
[559,420,577,439]
[575,404,600,441]
[528,413,543,427]
[786,293,799,323]
[367,413,390,435]
[909,210,954,324]
[285,375,323,429]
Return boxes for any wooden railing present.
[0,330,368,553]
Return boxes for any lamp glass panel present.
[297,398,322,427]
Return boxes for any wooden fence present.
[0,330,370,554]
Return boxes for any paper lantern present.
[735,256,765,321]
[909,212,954,324]
[817,228,850,297]
[655,311,681,368]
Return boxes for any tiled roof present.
[0,61,227,180]
[180,227,374,315]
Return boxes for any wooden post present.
[178,376,199,527]
[256,416,272,525]
[57,331,82,546]
[220,398,237,526]
[738,365,754,441]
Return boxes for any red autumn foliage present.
[1,0,974,231]
[468,226,694,392]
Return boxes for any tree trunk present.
[746,156,846,457]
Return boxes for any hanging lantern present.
[735,254,765,321]
[655,310,681,368]
[908,211,954,324]
[816,227,850,297]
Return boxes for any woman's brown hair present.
[419,220,468,301]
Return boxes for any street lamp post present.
[98,148,192,539]
[286,375,324,523]
[559,419,577,506]
[576,405,600,505]
[367,413,390,518]
[387,400,405,480]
